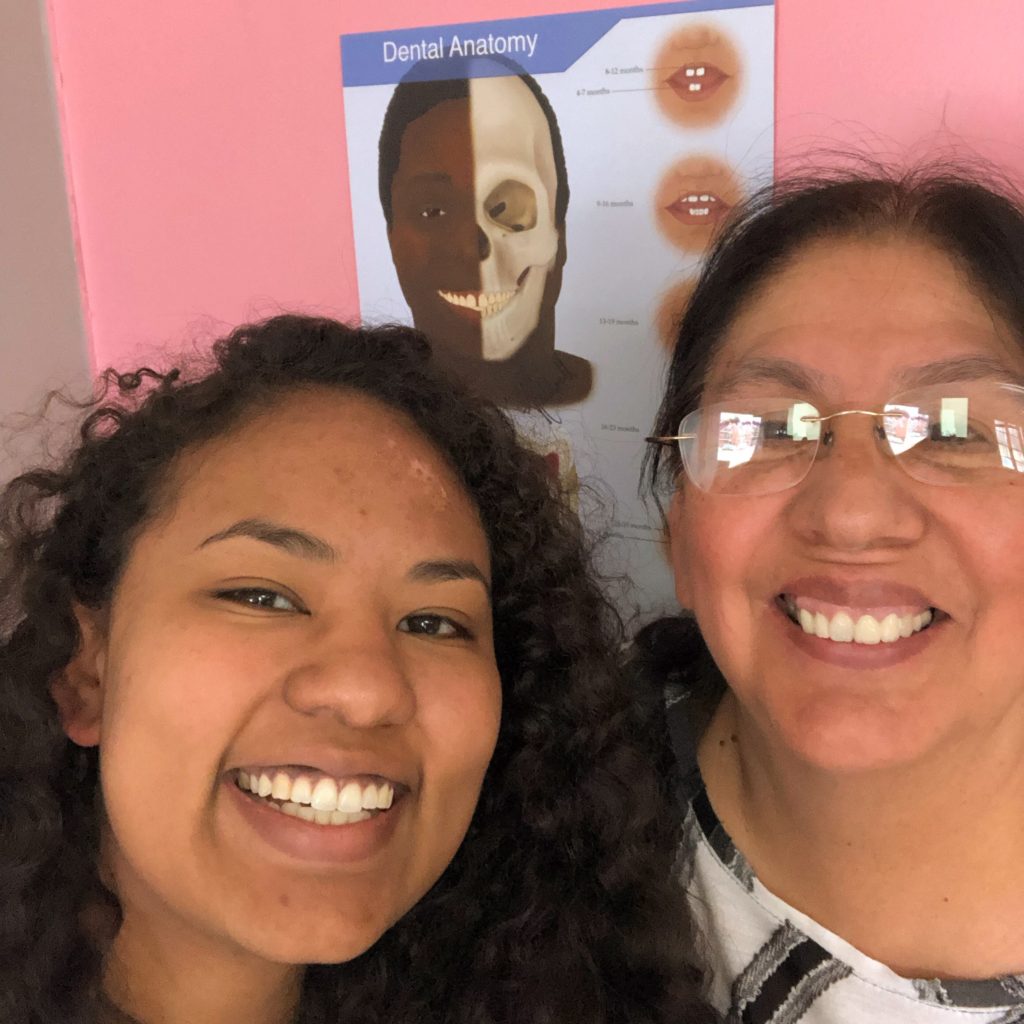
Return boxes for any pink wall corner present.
[47,0,1024,372]
[774,0,1024,174]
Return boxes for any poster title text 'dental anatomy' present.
[382,32,539,64]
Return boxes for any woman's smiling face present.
[669,236,1024,772]
[64,389,501,966]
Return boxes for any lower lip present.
[777,603,942,669]
[225,779,403,864]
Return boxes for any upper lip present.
[778,576,942,614]
[228,748,416,790]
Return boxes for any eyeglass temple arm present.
[645,433,697,444]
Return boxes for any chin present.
[778,695,937,774]
[243,919,393,966]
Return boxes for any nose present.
[282,618,416,729]
[785,416,928,552]
[477,224,491,260]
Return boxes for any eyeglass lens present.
[678,383,1024,495]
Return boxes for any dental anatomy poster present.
[341,0,775,618]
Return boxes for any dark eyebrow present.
[894,355,1024,389]
[199,518,336,563]
[408,559,491,596]
[709,357,828,398]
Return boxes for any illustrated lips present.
[666,63,729,101]
[663,191,731,226]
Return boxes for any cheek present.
[418,662,502,792]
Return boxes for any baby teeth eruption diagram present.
[654,156,743,255]
[651,23,742,127]
[236,770,396,827]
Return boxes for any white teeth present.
[337,781,363,813]
[793,603,935,645]
[879,613,901,643]
[437,288,516,318]
[271,772,291,800]
[829,611,855,643]
[237,769,398,824]
[290,776,312,805]
[311,777,339,812]
[853,615,881,645]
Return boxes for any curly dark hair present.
[0,315,710,1023]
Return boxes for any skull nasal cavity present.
[483,179,538,233]
[477,226,491,260]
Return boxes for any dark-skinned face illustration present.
[387,75,564,371]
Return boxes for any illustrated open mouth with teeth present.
[663,192,731,226]
[778,594,944,646]
[437,268,529,320]
[666,63,729,101]
[236,767,399,828]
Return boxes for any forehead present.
[163,390,485,550]
[708,236,1024,397]
[394,97,472,183]
[467,76,551,160]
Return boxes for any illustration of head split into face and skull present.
[379,60,591,407]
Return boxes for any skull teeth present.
[438,289,516,318]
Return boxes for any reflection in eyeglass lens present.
[995,420,1024,472]
[715,412,761,468]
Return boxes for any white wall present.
[1,0,90,480]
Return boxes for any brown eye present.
[398,613,470,639]
[215,587,304,613]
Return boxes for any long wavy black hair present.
[0,315,710,1023]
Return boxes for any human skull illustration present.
[464,75,560,361]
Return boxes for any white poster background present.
[343,1,775,620]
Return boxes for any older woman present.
[644,169,1024,1022]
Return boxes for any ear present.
[51,604,108,748]
[667,488,696,611]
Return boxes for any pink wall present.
[46,0,1024,371]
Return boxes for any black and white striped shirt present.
[680,768,1024,1024]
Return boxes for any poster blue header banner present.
[340,0,773,87]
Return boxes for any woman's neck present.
[698,692,1024,979]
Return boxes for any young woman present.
[644,168,1024,1022]
[1,315,709,1023]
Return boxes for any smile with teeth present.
[438,288,517,318]
[236,769,396,827]
[781,595,936,645]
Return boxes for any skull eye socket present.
[483,179,538,233]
